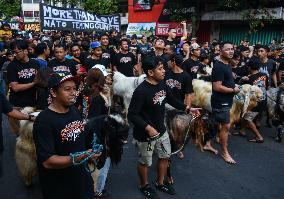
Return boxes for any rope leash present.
[70,133,104,173]
[170,113,200,156]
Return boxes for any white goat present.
[112,71,146,111]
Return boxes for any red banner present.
[156,22,185,36]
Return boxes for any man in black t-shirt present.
[129,34,139,57]
[238,61,268,143]
[84,41,108,71]
[165,54,193,104]
[257,45,278,87]
[211,41,240,164]
[112,38,138,77]
[182,43,202,79]
[33,72,99,199]
[128,56,193,199]
[7,40,39,134]
[100,34,113,69]
[48,44,77,76]
[164,21,187,48]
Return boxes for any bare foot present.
[203,145,218,155]
[221,153,236,164]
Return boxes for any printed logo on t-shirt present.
[102,53,110,59]
[18,68,36,79]
[259,66,270,77]
[253,76,267,101]
[153,90,166,105]
[191,66,199,73]
[120,57,132,63]
[166,79,181,89]
[61,120,84,142]
[53,66,70,73]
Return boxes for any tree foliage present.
[0,0,21,19]
[83,0,118,15]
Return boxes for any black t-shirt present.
[0,93,12,151]
[232,66,249,83]
[165,39,179,48]
[33,107,94,199]
[7,59,39,107]
[145,51,170,72]
[101,48,113,69]
[242,72,268,112]
[182,58,202,79]
[48,58,77,76]
[112,52,137,77]
[129,43,139,56]
[211,60,235,109]
[84,57,109,72]
[258,59,277,86]
[165,71,193,102]
[128,80,186,142]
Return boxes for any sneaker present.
[140,184,159,199]
[94,191,110,199]
[155,182,176,195]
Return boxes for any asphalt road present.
[0,115,284,199]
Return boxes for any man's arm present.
[181,21,188,41]
[9,82,35,92]
[272,72,277,87]
[213,81,235,93]
[6,109,34,121]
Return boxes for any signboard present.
[133,0,151,11]
[25,23,40,31]
[0,22,40,31]
[39,3,120,32]
[156,22,186,36]
[126,22,156,37]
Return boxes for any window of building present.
[23,0,33,3]
[34,11,40,17]
[24,11,34,17]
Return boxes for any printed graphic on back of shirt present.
[253,76,267,101]
[166,79,181,89]
[61,120,84,142]
[153,90,166,105]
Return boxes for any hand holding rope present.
[69,133,104,173]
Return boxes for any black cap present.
[48,72,77,88]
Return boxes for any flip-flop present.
[248,137,264,143]
[232,132,246,137]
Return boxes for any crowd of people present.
[0,21,284,199]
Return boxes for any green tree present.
[83,0,118,15]
[0,0,21,19]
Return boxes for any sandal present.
[248,137,264,143]
[140,184,159,199]
[232,132,246,137]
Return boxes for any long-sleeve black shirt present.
[128,80,186,142]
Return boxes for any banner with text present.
[39,3,120,32]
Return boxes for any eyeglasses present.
[13,50,23,55]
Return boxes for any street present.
[0,115,284,199]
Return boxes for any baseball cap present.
[92,64,108,77]
[48,72,77,88]
[190,43,200,51]
[90,41,102,49]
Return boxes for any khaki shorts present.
[244,111,259,122]
[137,132,171,167]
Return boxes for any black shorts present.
[212,107,231,124]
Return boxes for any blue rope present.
[70,133,104,173]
